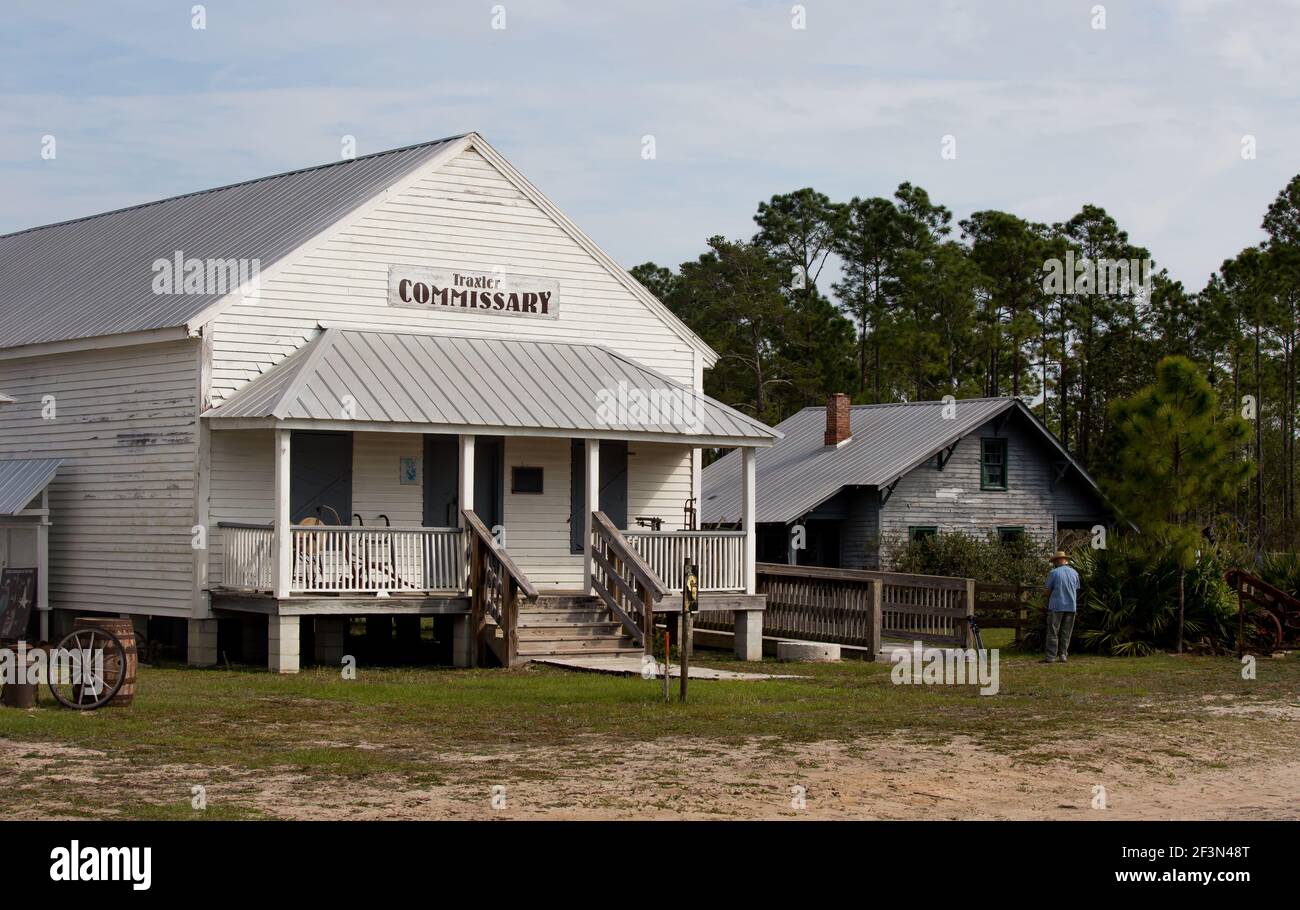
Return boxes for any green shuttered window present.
[981,438,1008,490]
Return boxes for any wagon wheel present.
[1247,608,1284,654]
[47,628,127,710]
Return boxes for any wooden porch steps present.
[509,592,641,661]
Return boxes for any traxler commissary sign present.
[388,266,559,319]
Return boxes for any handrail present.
[589,511,669,652]
[592,511,669,601]
[462,509,538,600]
[462,508,537,668]
[755,561,969,590]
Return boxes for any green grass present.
[2,648,1295,818]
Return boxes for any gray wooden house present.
[702,394,1110,569]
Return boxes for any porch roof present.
[0,457,63,515]
[203,329,779,447]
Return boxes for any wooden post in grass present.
[680,557,698,702]
[662,627,670,702]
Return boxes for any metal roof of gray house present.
[204,329,780,446]
[702,397,1102,524]
[0,136,464,350]
[0,457,63,515]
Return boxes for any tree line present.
[632,174,1300,552]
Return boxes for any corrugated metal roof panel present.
[0,457,63,515]
[0,137,464,350]
[702,398,1017,524]
[204,329,779,445]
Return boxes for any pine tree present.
[1107,357,1254,651]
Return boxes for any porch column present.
[583,438,600,595]
[37,489,50,640]
[273,427,292,599]
[458,434,475,596]
[458,434,475,519]
[741,446,757,594]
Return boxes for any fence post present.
[504,576,518,668]
[469,536,485,668]
[1014,583,1024,645]
[962,577,976,648]
[639,580,654,657]
[869,579,883,657]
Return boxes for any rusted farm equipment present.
[1226,568,1300,656]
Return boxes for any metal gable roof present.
[702,398,1025,524]
[204,329,779,445]
[0,136,465,350]
[0,457,63,515]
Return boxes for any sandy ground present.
[4,701,1298,820]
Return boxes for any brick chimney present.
[824,393,852,446]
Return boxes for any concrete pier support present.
[269,616,301,674]
[734,610,763,662]
[313,617,347,665]
[451,614,475,668]
[187,618,219,667]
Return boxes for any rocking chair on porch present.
[293,508,416,593]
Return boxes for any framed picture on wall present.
[399,456,419,485]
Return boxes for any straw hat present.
[1051,550,1070,565]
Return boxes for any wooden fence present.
[695,562,975,652]
[972,582,1045,644]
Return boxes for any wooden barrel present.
[0,644,39,709]
[72,617,137,707]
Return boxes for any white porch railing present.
[622,529,746,592]
[219,524,464,594]
[220,523,275,590]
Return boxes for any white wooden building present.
[0,133,778,672]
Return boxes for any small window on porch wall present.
[909,526,938,543]
[511,466,543,494]
[980,438,1008,490]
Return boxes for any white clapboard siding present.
[501,436,582,589]
[627,442,693,533]
[351,431,423,527]
[209,147,698,406]
[207,428,274,587]
[0,340,199,617]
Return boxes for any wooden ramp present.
[532,654,802,680]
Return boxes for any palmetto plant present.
[1071,541,1237,655]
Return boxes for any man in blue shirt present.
[1043,550,1080,663]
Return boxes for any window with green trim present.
[909,526,938,543]
[998,526,1025,545]
[981,438,1008,490]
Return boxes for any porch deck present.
[210,590,470,616]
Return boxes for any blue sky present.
[2,0,1298,290]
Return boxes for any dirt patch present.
[4,706,1297,820]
